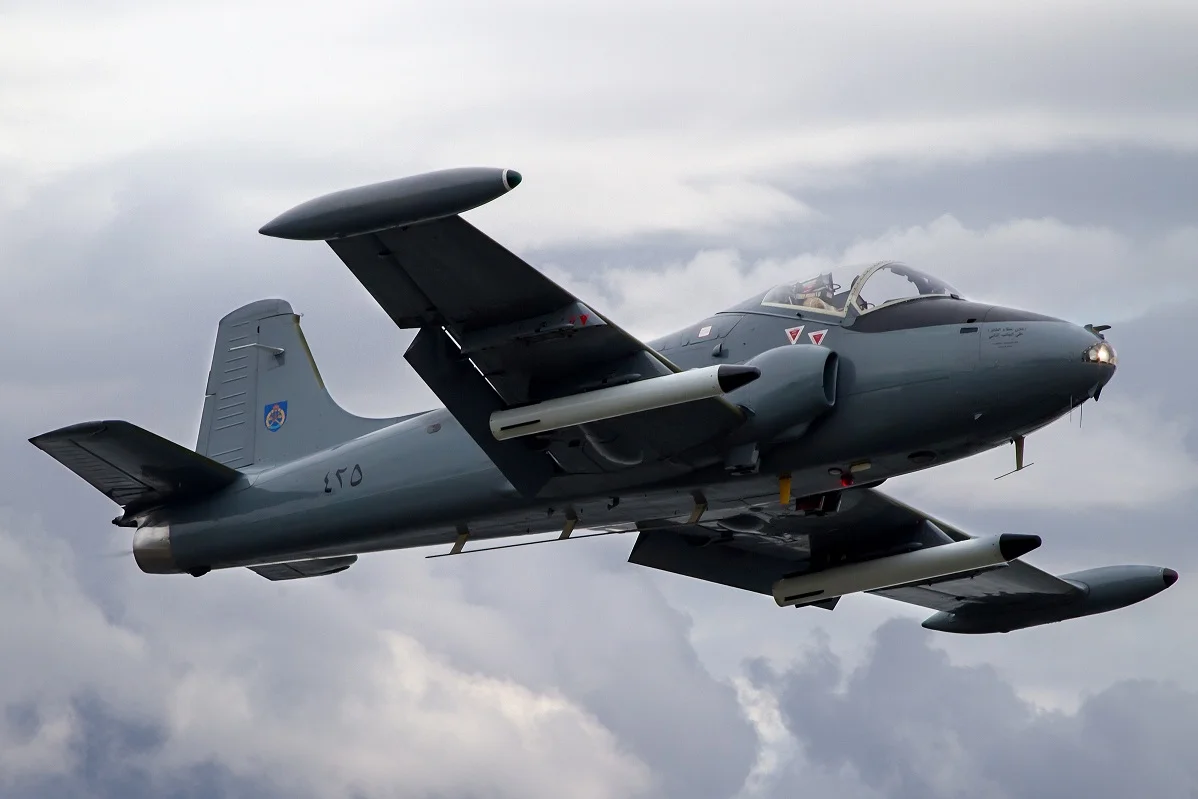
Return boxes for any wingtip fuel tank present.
[259,166,520,241]
[922,564,1179,633]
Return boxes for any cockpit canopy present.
[758,262,963,318]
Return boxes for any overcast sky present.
[3,1,1198,797]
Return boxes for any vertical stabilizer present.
[196,299,402,467]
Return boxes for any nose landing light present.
[1084,340,1117,366]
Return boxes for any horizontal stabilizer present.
[249,555,357,581]
[30,420,240,513]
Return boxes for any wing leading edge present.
[628,488,1176,634]
[260,168,748,496]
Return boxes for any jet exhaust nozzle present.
[132,524,183,575]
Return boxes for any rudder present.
[196,299,401,468]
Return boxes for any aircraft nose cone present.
[1098,361,1116,388]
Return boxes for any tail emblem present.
[264,401,288,432]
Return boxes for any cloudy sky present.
[3,1,1198,796]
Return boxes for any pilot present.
[802,294,838,312]
[797,274,840,312]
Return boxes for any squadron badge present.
[264,401,288,432]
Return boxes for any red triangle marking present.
[785,325,804,344]
[579,314,588,325]
[808,329,827,345]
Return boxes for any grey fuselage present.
[142,297,1112,574]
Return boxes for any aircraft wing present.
[626,487,1134,633]
[260,169,747,495]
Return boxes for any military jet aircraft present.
[31,167,1177,634]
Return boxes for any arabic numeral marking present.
[322,464,364,493]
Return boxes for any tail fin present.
[196,299,401,468]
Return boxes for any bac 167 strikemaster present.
[32,167,1178,634]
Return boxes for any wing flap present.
[30,420,240,513]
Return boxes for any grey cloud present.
[752,619,1198,799]
[0,695,281,799]
[783,147,1198,243]
[0,512,742,797]
[432,541,759,799]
